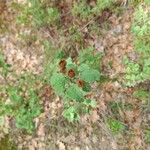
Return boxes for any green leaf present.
[63,106,80,122]
[79,64,100,83]
[78,47,102,70]
[146,130,150,142]
[15,109,35,133]
[55,51,65,59]
[50,73,68,96]
[0,52,11,76]
[65,84,86,101]
[83,99,97,108]
[94,0,114,13]
[46,7,60,24]
[7,87,22,104]
[107,118,125,134]
[66,57,77,71]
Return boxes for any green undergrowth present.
[1,0,149,139]
[124,2,150,86]
[0,45,103,132]
[106,118,125,134]
[14,0,60,27]
[72,0,115,21]
[146,130,150,142]
[48,47,102,122]
[107,101,132,135]
[133,89,150,109]
[0,52,42,133]
[124,19,150,137]
[130,0,150,6]
[14,0,119,29]
[108,101,133,115]
[2,0,115,132]
[0,51,11,78]
[129,7,150,141]
[0,77,42,133]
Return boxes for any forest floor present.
[0,0,150,150]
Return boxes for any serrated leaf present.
[66,57,77,70]
[79,64,100,82]
[78,47,102,70]
[50,73,67,96]
[65,84,86,101]
[80,69,100,82]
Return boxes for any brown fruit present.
[77,80,84,88]
[59,59,66,68]
[68,69,75,78]
[59,59,67,73]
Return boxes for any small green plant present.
[124,57,143,86]
[133,89,150,109]
[92,0,114,14]
[145,130,150,142]
[68,25,84,44]
[49,47,102,121]
[107,118,125,134]
[72,1,92,20]
[124,3,150,86]
[109,101,133,115]
[130,0,150,5]
[16,1,60,27]
[133,89,150,100]
[0,74,42,133]
[0,51,11,77]
[72,0,115,20]
[0,52,42,133]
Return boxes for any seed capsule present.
[77,80,84,88]
[68,69,75,78]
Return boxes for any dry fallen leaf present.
[90,110,99,123]
[29,145,35,150]
[111,141,118,150]
[37,124,45,137]
[57,141,66,150]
